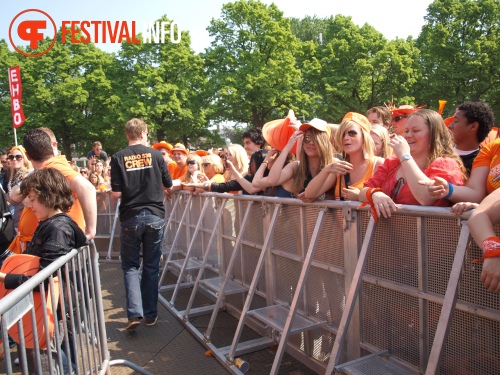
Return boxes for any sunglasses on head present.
[8,155,23,161]
[202,163,211,167]
[344,129,358,138]
[393,115,410,123]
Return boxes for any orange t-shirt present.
[472,138,500,194]
[171,164,187,181]
[167,160,178,178]
[41,155,85,230]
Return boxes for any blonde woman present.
[370,124,392,158]
[6,146,32,231]
[305,113,384,201]
[200,154,225,183]
[183,154,205,193]
[223,144,249,182]
[261,119,335,202]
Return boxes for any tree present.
[8,31,119,157]
[416,0,500,118]
[301,15,420,123]
[289,15,329,43]
[115,15,209,147]
[204,0,308,128]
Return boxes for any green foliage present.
[1,0,498,156]
[416,0,500,118]
[304,16,420,123]
[204,0,308,127]
[114,15,209,147]
[290,15,329,43]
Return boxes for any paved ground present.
[1,260,317,374]
[101,261,317,375]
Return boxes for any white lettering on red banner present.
[8,66,25,128]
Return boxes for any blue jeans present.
[120,209,165,320]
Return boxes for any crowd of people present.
[169,102,499,293]
[0,100,499,368]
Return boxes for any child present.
[0,168,87,288]
[0,168,87,374]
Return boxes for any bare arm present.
[71,175,97,240]
[304,158,349,199]
[419,166,489,204]
[265,131,302,186]
[468,189,500,293]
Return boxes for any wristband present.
[203,182,212,191]
[357,187,383,222]
[473,237,500,263]
[262,161,268,165]
[443,183,454,199]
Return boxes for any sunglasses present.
[8,155,23,161]
[303,135,314,144]
[344,130,358,138]
[202,163,211,167]
[81,170,88,174]
[393,115,410,123]
[187,160,197,165]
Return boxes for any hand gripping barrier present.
[0,242,153,375]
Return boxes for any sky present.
[2,0,434,55]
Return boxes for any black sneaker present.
[145,316,158,327]
[125,317,141,330]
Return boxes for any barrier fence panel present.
[91,189,499,375]
[0,242,151,375]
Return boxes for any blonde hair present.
[125,118,147,140]
[223,144,249,179]
[202,154,224,175]
[335,120,375,162]
[9,146,32,171]
[327,124,340,149]
[185,154,203,182]
[292,128,335,195]
[370,124,392,158]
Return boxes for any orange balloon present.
[262,117,297,154]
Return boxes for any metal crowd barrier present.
[0,242,152,375]
[158,191,500,375]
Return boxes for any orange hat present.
[170,143,188,156]
[391,105,421,118]
[195,150,209,157]
[444,116,454,127]
[299,118,329,134]
[341,112,371,132]
[152,141,173,151]
[262,117,297,154]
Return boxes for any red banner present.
[8,66,25,128]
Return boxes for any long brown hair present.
[410,109,467,178]
[291,128,335,195]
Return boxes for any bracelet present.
[261,161,268,165]
[203,182,211,191]
[443,183,454,199]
